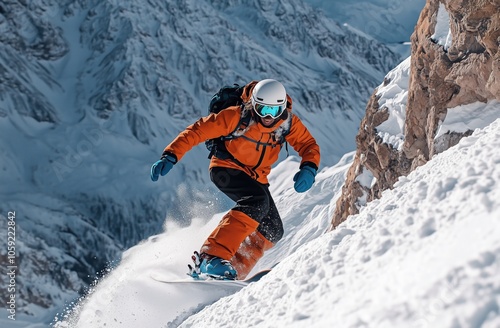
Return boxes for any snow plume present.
[53,218,217,327]
[51,119,500,327]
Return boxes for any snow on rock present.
[431,3,453,50]
[435,100,500,139]
[333,0,500,226]
[434,100,500,154]
[375,56,411,151]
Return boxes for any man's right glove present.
[150,154,177,181]
[293,165,317,193]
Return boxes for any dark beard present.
[254,110,288,128]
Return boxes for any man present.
[151,79,320,279]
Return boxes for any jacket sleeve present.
[285,114,321,170]
[163,107,241,162]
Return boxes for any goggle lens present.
[254,104,285,118]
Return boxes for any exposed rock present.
[331,0,500,228]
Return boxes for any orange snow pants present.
[200,210,274,279]
[231,230,274,279]
[201,209,259,261]
[200,167,284,279]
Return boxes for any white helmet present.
[251,79,287,118]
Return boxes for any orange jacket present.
[164,81,320,184]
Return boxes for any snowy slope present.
[50,117,500,327]
[49,153,353,327]
[185,119,500,328]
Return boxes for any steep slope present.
[51,118,500,328]
[182,119,500,328]
[50,155,353,328]
[0,0,400,321]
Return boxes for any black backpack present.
[205,84,252,159]
[205,84,291,160]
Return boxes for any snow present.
[2,1,498,327]
[355,164,376,208]
[376,56,411,150]
[431,3,453,50]
[375,59,500,153]
[183,118,500,328]
[304,0,425,44]
[435,100,500,139]
[355,165,376,189]
[51,117,500,327]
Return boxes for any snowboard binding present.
[187,251,237,280]
[187,251,202,279]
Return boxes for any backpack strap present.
[209,106,251,159]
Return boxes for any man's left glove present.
[293,165,317,193]
[150,154,177,182]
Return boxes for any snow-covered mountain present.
[45,3,500,320]
[0,0,407,324]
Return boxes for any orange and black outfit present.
[162,81,320,278]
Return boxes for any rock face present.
[331,0,500,228]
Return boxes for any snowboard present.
[148,269,273,326]
[151,268,271,287]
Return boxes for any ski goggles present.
[253,103,286,119]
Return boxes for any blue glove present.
[293,166,317,193]
[150,155,176,181]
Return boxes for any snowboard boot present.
[199,253,237,280]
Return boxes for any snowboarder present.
[151,79,320,279]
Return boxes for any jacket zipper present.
[252,144,266,174]
[251,133,274,177]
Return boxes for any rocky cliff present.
[332,0,500,228]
